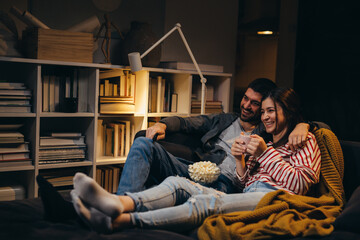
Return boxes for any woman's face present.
[261,97,287,136]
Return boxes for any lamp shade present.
[128,52,142,72]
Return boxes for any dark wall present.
[294,0,360,141]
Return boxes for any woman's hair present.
[264,88,304,147]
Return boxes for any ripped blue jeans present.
[126,176,277,231]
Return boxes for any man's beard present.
[240,106,261,124]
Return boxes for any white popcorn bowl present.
[188,161,221,184]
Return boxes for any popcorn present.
[188,161,220,184]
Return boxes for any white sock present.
[73,172,123,218]
[71,190,113,233]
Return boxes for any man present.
[116,78,310,194]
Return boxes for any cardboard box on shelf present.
[22,28,94,63]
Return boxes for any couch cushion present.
[333,185,360,233]
[340,140,360,200]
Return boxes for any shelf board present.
[98,113,135,117]
[40,112,95,117]
[0,56,127,69]
[147,112,190,117]
[143,66,232,77]
[38,160,93,169]
[0,56,232,76]
[0,113,36,117]
[96,156,126,165]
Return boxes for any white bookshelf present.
[0,56,231,199]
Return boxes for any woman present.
[70,88,321,233]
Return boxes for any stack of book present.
[39,132,86,164]
[0,124,32,167]
[96,166,122,193]
[0,82,32,113]
[191,100,223,114]
[99,69,136,114]
[0,185,25,201]
[97,119,134,158]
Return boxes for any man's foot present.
[36,175,77,222]
[71,190,112,233]
[73,172,123,218]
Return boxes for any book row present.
[96,165,122,194]
[42,68,89,113]
[97,119,135,158]
[148,76,177,113]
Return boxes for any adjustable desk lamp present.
[128,23,207,115]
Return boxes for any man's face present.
[239,88,263,123]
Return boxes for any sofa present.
[0,131,360,240]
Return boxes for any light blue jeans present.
[126,176,277,232]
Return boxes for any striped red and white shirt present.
[236,132,321,195]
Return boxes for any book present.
[0,99,30,105]
[99,83,104,96]
[0,95,31,100]
[99,96,134,103]
[0,82,25,89]
[78,68,89,112]
[0,151,30,160]
[0,142,29,153]
[0,105,31,112]
[54,76,60,111]
[100,102,135,114]
[171,93,178,112]
[104,125,114,156]
[49,75,55,112]
[118,122,125,156]
[40,136,85,146]
[50,132,82,137]
[0,185,25,201]
[0,132,24,144]
[160,61,224,73]
[0,89,32,96]
[97,119,104,157]
[0,159,32,167]
[117,120,131,155]
[42,75,49,112]
[104,79,110,96]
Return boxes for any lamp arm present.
[138,23,207,115]
[175,25,206,82]
[175,24,207,115]
[140,25,179,59]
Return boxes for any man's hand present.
[287,122,309,151]
[231,137,247,158]
[146,122,167,140]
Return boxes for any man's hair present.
[247,78,277,99]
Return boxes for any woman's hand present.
[146,122,167,140]
[246,135,267,158]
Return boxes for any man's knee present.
[162,176,190,188]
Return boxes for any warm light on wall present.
[257,31,273,35]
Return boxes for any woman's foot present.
[71,190,113,233]
[73,172,123,218]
